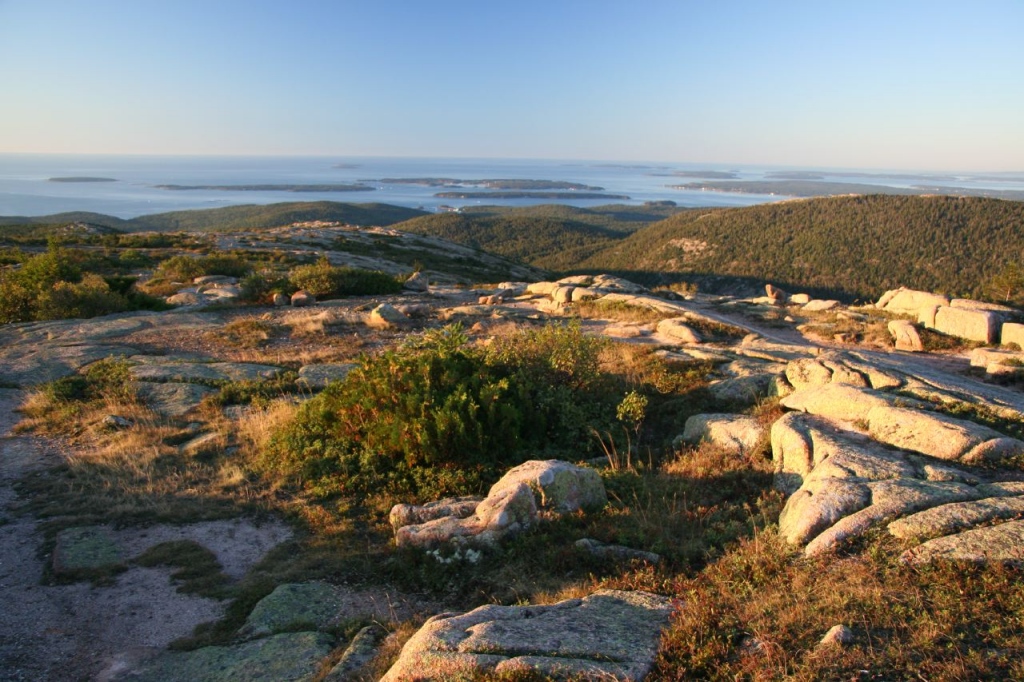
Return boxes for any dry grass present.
[647,529,1024,680]
[575,299,670,324]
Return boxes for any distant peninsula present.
[48,177,117,183]
[434,191,630,200]
[154,183,375,193]
[672,179,1024,201]
[382,178,605,191]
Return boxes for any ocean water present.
[1,154,1021,219]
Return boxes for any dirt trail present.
[0,389,290,682]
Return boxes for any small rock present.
[789,293,811,305]
[574,538,661,564]
[367,303,409,329]
[389,496,482,531]
[765,283,788,305]
[403,271,430,291]
[272,293,290,307]
[324,624,388,681]
[102,414,134,430]
[291,290,316,307]
[193,275,238,285]
[803,299,839,312]
[297,363,356,389]
[819,624,855,648]
[165,292,206,307]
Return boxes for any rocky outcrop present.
[771,405,1024,561]
[781,384,1024,463]
[392,460,606,549]
[381,590,674,682]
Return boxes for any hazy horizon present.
[2,1,1022,172]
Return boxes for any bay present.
[1,154,1021,220]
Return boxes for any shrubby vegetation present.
[258,322,619,499]
[286,257,401,299]
[0,243,165,323]
[154,253,253,282]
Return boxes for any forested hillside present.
[579,195,1024,301]
[0,202,428,233]
[392,203,683,271]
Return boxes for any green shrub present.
[239,270,295,303]
[0,244,140,323]
[43,357,136,405]
[35,274,130,321]
[287,257,401,299]
[260,322,619,500]
[155,254,252,282]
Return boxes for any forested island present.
[434,190,630,200]
[154,183,375,193]
[48,177,117,183]
[381,178,604,190]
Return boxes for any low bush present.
[258,322,620,500]
[155,254,252,282]
[287,257,401,299]
[0,244,156,323]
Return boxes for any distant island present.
[434,191,630,200]
[382,178,605,191]
[48,177,117,183]
[669,170,740,179]
[154,184,375,192]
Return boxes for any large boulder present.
[492,460,607,514]
[681,414,764,455]
[780,384,903,423]
[876,287,950,316]
[392,461,605,549]
[1002,322,1024,349]
[930,306,1000,344]
[380,590,674,682]
[888,319,924,352]
[656,318,702,344]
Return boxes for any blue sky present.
[1,0,1022,170]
